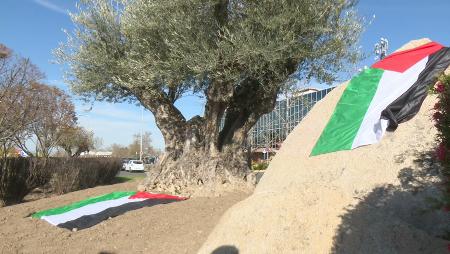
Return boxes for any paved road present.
[116,170,146,178]
[255,172,264,183]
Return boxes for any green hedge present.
[432,74,450,211]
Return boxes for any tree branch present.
[134,88,187,159]
[218,77,278,149]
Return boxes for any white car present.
[126,160,145,172]
[121,159,129,171]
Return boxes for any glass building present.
[247,87,334,151]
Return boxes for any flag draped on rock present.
[32,191,187,230]
[311,41,450,156]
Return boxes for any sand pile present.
[199,39,450,254]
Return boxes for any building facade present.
[248,87,334,152]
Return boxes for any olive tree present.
[57,0,364,193]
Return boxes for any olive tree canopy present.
[57,0,364,193]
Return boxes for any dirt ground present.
[0,179,249,254]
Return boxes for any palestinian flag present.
[311,41,450,156]
[32,191,187,230]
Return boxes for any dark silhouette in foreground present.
[212,245,239,254]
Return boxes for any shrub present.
[49,157,121,194]
[0,157,121,206]
[431,74,450,211]
[0,158,51,206]
[251,161,269,171]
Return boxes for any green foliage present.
[57,0,364,104]
[251,161,269,171]
[430,74,450,212]
[115,175,145,183]
[114,176,134,183]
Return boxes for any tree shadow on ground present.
[332,150,450,254]
[112,176,135,184]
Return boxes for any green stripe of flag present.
[311,68,384,156]
[32,191,136,218]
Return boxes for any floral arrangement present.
[431,74,450,212]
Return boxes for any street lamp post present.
[140,106,143,161]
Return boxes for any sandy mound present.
[199,39,450,254]
[0,179,249,254]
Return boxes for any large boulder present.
[199,39,450,254]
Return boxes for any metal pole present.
[286,96,290,139]
[140,106,143,161]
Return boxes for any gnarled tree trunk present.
[137,79,277,195]
[136,0,297,195]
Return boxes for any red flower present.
[436,143,447,161]
[435,81,445,93]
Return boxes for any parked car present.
[143,156,157,165]
[121,159,130,171]
[126,160,145,172]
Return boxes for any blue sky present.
[1,0,449,150]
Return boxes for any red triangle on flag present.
[372,41,444,73]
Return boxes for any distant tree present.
[14,83,77,158]
[128,132,157,158]
[0,44,44,156]
[93,136,104,150]
[58,126,96,157]
[0,44,11,59]
[108,132,157,158]
[127,136,140,158]
[109,143,130,158]
[58,0,364,192]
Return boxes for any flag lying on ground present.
[32,191,187,230]
[311,41,450,156]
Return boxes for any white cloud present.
[33,0,68,15]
